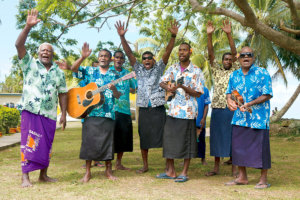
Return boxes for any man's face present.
[98,50,112,68]
[178,44,191,63]
[142,53,155,70]
[114,52,125,69]
[38,44,53,66]
[222,55,233,70]
[238,47,255,69]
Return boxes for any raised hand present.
[115,21,128,37]
[26,9,41,28]
[168,20,181,35]
[221,19,232,34]
[55,60,70,70]
[207,21,215,34]
[81,42,92,59]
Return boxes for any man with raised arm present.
[158,42,204,182]
[109,50,137,170]
[15,9,67,187]
[206,20,238,177]
[115,20,180,173]
[225,47,272,189]
[69,43,121,182]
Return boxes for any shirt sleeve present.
[58,70,68,94]
[18,52,32,76]
[160,65,172,83]
[72,66,86,80]
[262,69,273,97]
[193,69,204,94]
[129,78,137,90]
[133,61,142,72]
[157,59,166,73]
[204,88,211,105]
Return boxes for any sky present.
[0,1,299,119]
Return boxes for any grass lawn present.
[0,121,300,200]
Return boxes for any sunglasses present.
[239,52,254,58]
[142,56,153,60]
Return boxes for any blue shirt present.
[196,87,211,128]
[226,65,273,129]
[109,66,137,115]
[73,66,119,120]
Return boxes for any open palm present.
[115,21,128,36]
[207,21,215,34]
[26,9,41,27]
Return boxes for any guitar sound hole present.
[86,91,93,99]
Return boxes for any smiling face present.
[222,54,233,70]
[238,47,255,69]
[114,52,125,70]
[178,44,191,63]
[98,50,112,68]
[142,53,155,70]
[38,43,54,67]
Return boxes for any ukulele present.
[231,90,252,113]
[67,71,136,119]
[165,76,184,101]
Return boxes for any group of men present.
[17,9,273,189]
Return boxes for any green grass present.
[0,121,300,199]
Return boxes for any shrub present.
[0,106,20,134]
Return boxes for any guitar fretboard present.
[91,78,124,96]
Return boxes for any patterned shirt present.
[109,66,137,115]
[211,61,239,109]
[160,62,204,119]
[196,87,211,128]
[226,65,273,129]
[134,59,166,107]
[73,66,119,120]
[17,53,67,121]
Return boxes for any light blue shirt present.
[226,65,273,129]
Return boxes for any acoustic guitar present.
[67,71,136,119]
[231,90,252,113]
[165,76,184,101]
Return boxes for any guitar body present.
[67,82,105,119]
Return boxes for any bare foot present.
[21,174,32,188]
[136,167,149,174]
[105,169,117,180]
[39,175,57,183]
[115,164,130,170]
[81,172,91,183]
[205,171,219,176]
[201,159,207,165]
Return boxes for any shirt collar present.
[175,62,193,72]
[237,64,256,75]
[36,59,57,71]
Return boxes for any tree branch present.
[189,0,300,55]
[281,0,300,10]
[286,0,300,27]
[280,20,300,35]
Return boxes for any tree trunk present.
[270,83,300,122]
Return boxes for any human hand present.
[227,97,238,111]
[240,102,250,112]
[59,113,66,131]
[108,84,117,92]
[55,60,70,70]
[168,19,180,36]
[81,42,92,59]
[207,20,215,34]
[200,118,205,129]
[115,20,128,37]
[26,9,41,28]
[221,19,231,34]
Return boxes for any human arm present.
[70,42,92,73]
[240,95,272,112]
[199,104,209,131]
[115,21,136,66]
[221,20,237,62]
[58,93,67,131]
[55,60,71,70]
[108,84,122,99]
[178,84,202,98]
[15,9,41,59]
[162,20,180,65]
[207,20,215,67]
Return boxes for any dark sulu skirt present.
[210,107,234,157]
[114,111,133,153]
[138,106,166,149]
[80,117,115,161]
[163,116,198,159]
[232,125,271,169]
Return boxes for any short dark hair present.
[114,50,125,58]
[180,42,191,49]
[222,52,232,61]
[142,51,154,57]
[99,49,112,58]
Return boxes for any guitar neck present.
[92,78,123,95]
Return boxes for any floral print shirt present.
[160,62,204,119]
[73,66,119,120]
[211,61,239,109]
[109,66,137,115]
[226,65,273,129]
[17,53,67,121]
[134,59,166,107]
